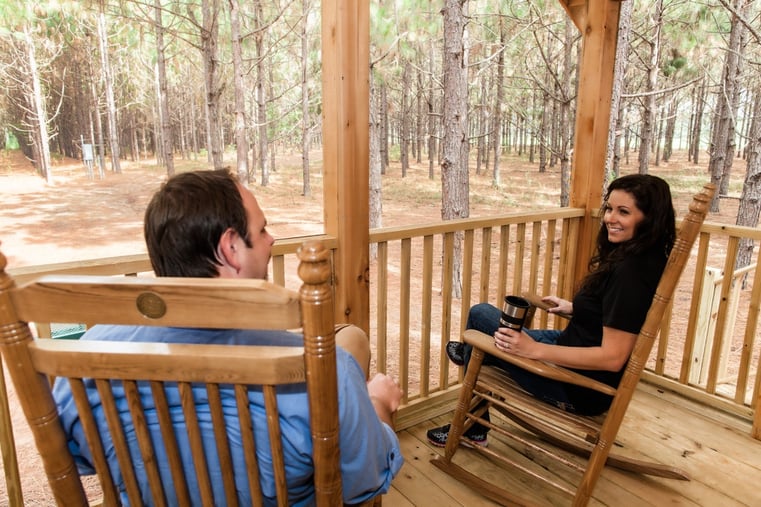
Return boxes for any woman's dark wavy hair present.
[144,169,251,277]
[582,174,676,291]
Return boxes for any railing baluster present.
[481,227,494,303]
[513,222,526,296]
[399,238,411,402]
[375,242,388,374]
[496,225,509,304]
[420,235,434,397]
[459,230,475,385]
[738,260,761,405]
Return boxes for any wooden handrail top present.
[370,207,585,241]
[7,234,339,285]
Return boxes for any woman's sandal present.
[445,341,466,366]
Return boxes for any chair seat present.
[477,364,689,480]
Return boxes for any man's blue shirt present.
[52,325,403,506]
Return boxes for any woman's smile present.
[603,189,645,243]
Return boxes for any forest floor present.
[0,147,749,504]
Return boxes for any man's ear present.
[216,228,242,274]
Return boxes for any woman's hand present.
[542,295,572,315]
[494,327,536,357]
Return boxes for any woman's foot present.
[445,341,466,366]
[426,423,488,448]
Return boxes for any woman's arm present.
[496,326,637,372]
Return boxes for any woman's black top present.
[557,245,667,414]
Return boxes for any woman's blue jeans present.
[461,303,577,434]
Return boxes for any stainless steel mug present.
[500,295,530,331]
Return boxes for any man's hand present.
[367,373,403,427]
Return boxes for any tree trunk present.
[202,0,224,170]
[427,27,436,180]
[611,101,625,178]
[654,105,663,166]
[605,0,632,185]
[228,0,248,182]
[559,17,573,207]
[301,0,311,196]
[369,70,383,259]
[400,61,410,178]
[690,78,707,164]
[735,91,761,275]
[528,91,536,164]
[129,114,139,162]
[154,0,175,176]
[663,96,677,162]
[492,20,505,186]
[624,105,631,165]
[441,0,469,299]
[708,0,748,211]
[24,26,52,183]
[97,2,121,173]
[637,0,663,175]
[254,0,269,185]
[380,83,389,174]
[720,17,747,198]
[476,72,487,176]
[88,109,103,179]
[416,65,424,164]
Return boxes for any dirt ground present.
[0,148,747,504]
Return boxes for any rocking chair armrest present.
[521,292,572,320]
[462,329,617,396]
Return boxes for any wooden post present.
[321,0,371,332]
[568,0,622,285]
[298,241,343,505]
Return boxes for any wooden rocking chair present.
[431,184,715,506]
[0,240,381,506]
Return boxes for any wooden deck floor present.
[387,382,761,506]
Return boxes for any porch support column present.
[321,0,370,331]
[568,0,621,284]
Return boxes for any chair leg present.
[441,347,486,461]
[0,357,23,506]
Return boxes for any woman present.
[428,174,676,447]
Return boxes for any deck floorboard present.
[390,382,761,506]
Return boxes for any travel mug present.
[500,295,530,331]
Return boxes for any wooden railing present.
[368,208,586,428]
[366,212,761,438]
[3,211,761,502]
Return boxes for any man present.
[143,167,373,378]
[53,169,403,505]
